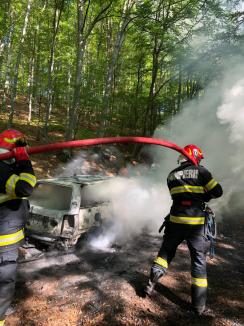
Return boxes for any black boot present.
[144,263,165,297]
[191,285,207,315]
[193,305,205,316]
[144,279,155,296]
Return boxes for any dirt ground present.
[5,221,244,326]
[0,104,243,325]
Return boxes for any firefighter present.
[0,129,36,326]
[144,144,223,315]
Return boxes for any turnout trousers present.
[151,222,209,311]
[0,249,18,323]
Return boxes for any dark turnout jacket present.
[0,159,36,252]
[167,161,223,225]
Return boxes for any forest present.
[0,1,244,326]
[0,0,243,142]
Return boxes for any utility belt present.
[159,205,217,258]
[173,199,205,209]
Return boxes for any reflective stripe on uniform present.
[192,277,208,287]
[0,193,23,204]
[0,193,14,203]
[170,215,205,225]
[3,137,19,143]
[0,320,5,326]
[5,174,19,196]
[154,256,168,268]
[0,228,25,246]
[205,179,218,191]
[170,185,205,195]
[19,173,36,187]
[5,173,36,197]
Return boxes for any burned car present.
[25,175,113,248]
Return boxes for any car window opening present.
[30,183,72,210]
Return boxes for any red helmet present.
[184,144,204,163]
[0,129,26,150]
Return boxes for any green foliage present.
[0,0,242,138]
[76,128,97,139]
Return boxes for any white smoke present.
[86,176,171,251]
[89,61,244,250]
[57,62,244,250]
[55,149,172,251]
[152,62,244,218]
[57,152,91,177]
[217,78,244,143]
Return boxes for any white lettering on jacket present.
[168,169,199,181]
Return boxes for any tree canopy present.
[0,0,243,140]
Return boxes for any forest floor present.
[1,99,244,325]
[6,223,244,326]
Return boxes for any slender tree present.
[8,0,32,126]
[44,0,65,137]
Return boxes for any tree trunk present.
[44,0,64,138]
[176,67,182,113]
[65,66,72,139]
[8,0,32,127]
[132,56,143,132]
[1,11,14,113]
[142,37,160,136]
[0,0,11,81]
[27,29,37,123]
[67,0,113,140]
[99,0,136,137]
[66,0,87,141]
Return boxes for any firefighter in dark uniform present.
[0,129,36,326]
[144,144,223,315]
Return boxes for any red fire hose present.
[0,137,197,165]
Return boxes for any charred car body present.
[25,175,112,248]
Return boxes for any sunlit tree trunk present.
[143,36,161,136]
[27,28,37,123]
[1,10,14,113]
[8,0,32,127]
[44,0,64,138]
[67,0,87,141]
[176,67,182,113]
[67,0,113,140]
[0,0,12,85]
[100,0,136,137]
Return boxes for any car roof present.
[37,174,113,187]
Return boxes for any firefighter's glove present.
[158,222,165,233]
[13,147,30,161]
[15,138,28,147]
[159,214,170,233]
[203,191,212,202]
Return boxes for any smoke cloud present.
[152,62,244,217]
[55,60,244,251]
[85,177,171,250]
[88,61,244,250]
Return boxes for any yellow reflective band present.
[0,193,23,203]
[0,194,13,203]
[192,277,208,287]
[154,256,168,268]
[205,179,218,191]
[170,215,205,225]
[170,185,205,195]
[19,173,36,188]
[6,174,19,196]
[0,228,25,246]
[4,136,19,143]
[0,320,5,326]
